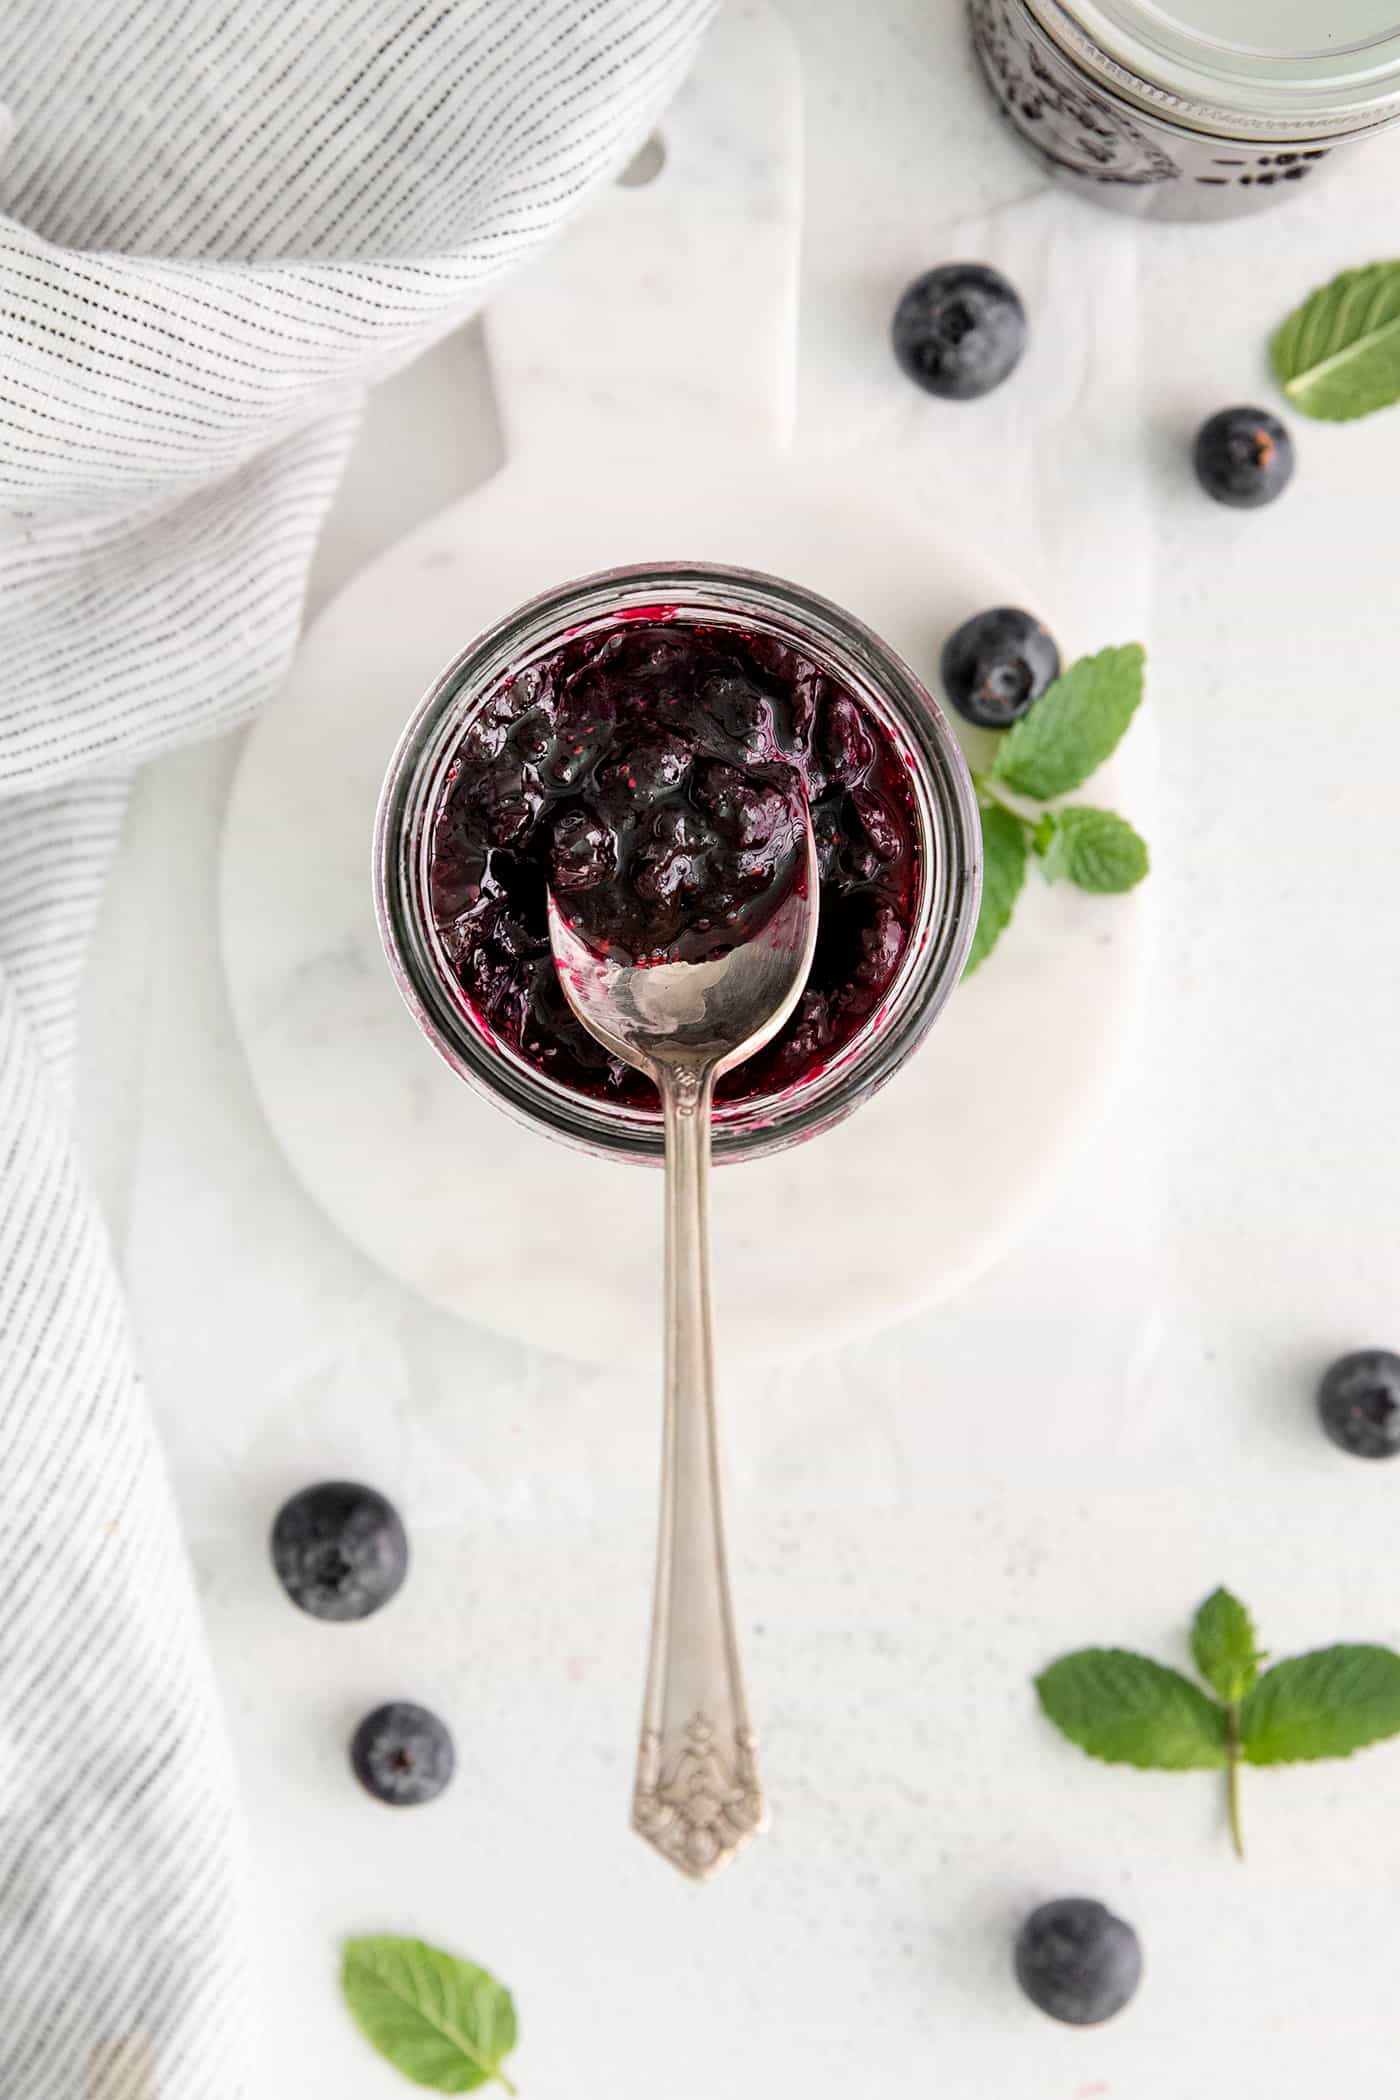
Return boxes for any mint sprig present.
[1272,260,1400,423]
[1039,806,1149,893]
[342,1937,519,2092]
[1035,1649,1227,1771]
[1240,1648,1400,1765]
[992,644,1145,800]
[965,643,1149,973]
[1191,1586,1264,1705]
[1036,1589,1400,1860]
[963,803,1027,974]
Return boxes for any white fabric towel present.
[0,4,713,2092]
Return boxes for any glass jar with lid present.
[971,0,1400,217]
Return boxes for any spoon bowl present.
[545,824,821,1086]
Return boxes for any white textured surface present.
[213,1495,1400,2097]
[486,0,801,456]
[76,0,1400,2093]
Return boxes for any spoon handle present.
[632,1064,767,1880]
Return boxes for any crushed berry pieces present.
[428,621,920,1106]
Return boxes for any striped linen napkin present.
[0,3,713,2092]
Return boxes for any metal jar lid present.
[1026,0,1400,139]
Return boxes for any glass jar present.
[971,0,1400,219]
[374,561,981,1166]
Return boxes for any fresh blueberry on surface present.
[1014,1898,1142,2026]
[1193,407,1294,508]
[351,1702,455,1806]
[941,607,1061,729]
[270,1481,408,1622]
[1317,1350,1400,1460]
[891,264,1027,401]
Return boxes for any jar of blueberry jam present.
[374,563,981,1164]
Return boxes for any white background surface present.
[76,1,1400,2092]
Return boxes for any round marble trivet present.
[220,447,1145,1363]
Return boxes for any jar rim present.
[373,561,981,1165]
[1028,0,1400,131]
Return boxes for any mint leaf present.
[1272,261,1400,423]
[1191,1588,1263,1704]
[992,645,1144,800]
[342,1938,518,2093]
[1040,806,1149,893]
[1036,1649,1228,1770]
[1240,1646,1400,1765]
[963,802,1026,975]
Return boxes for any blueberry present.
[463,949,530,1038]
[429,842,487,922]
[787,669,822,750]
[1014,1898,1142,2026]
[549,805,616,893]
[941,607,1061,729]
[487,906,545,963]
[633,843,699,903]
[471,756,540,845]
[270,1482,408,1622]
[811,801,845,881]
[1193,407,1294,508]
[763,988,832,1082]
[849,788,902,862]
[819,695,874,783]
[510,709,554,763]
[459,717,506,769]
[597,732,690,806]
[350,1702,455,1806]
[701,671,769,744]
[853,897,905,989]
[1317,1350,1400,1460]
[692,761,790,846]
[892,264,1027,401]
[650,804,714,852]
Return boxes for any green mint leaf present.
[342,1937,518,2094]
[1191,1588,1264,1704]
[992,645,1145,800]
[1271,261,1400,423]
[1036,1648,1228,1770]
[963,802,1027,975]
[1030,811,1057,857]
[1040,806,1149,893]
[1240,1645,1400,1765]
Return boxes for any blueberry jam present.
[426,619,921,1107]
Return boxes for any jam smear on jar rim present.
[426,617,921,1108]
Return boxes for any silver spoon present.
[547,814,819,1879]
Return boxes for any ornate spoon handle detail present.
[632,1065,767,1879]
